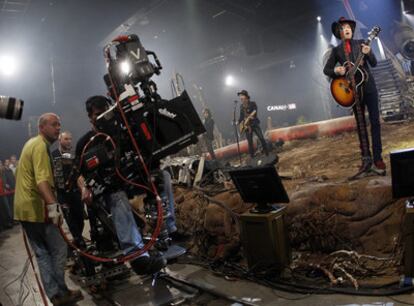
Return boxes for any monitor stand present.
[251,202,275,214]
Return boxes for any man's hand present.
[361,44,371,55]
[47,203,62,225]
[81,186,93,205]
[334,66,346,76]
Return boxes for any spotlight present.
[394,23,414,60]
[225,75,235,87]
[120,60,131,75]
[0,55,17,76]
[317,16,321,22]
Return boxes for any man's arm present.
[366,48,377,67]
[75,141,93,206]
[37,181,58,204]
[323,48,338,78]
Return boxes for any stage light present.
[376,38,386,60]
[317,16,321,22]
[225,75,235,87]
[0,55,17,76]
[120,60,131,74]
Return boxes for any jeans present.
[104,191,149,257]
[162,170,177,234]
[353,90,383,163]
[21,222,68,299]
[245,124,269,157]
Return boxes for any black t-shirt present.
[239,101,259,125]
[75,130,96,161]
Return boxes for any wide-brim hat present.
[331,17,356,39]
[237,90,250,98]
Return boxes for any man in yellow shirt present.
[14,113,83,306]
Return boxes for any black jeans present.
[245,124,269,157]
[204,137,216,160]
[353,89,383,163]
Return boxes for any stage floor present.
[1,226,414,306]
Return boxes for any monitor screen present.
[229,166,289,204]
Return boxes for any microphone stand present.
[233,100,242,165]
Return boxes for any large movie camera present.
[81,34,205,196]
[66,35,204,284]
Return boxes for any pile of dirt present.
[172,121,414,283]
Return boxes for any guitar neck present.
[350,38,373,75]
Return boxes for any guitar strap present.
[341,33,371,165]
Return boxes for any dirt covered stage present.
[172,120,414,288]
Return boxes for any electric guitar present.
[239,110,256,134]
[330,26,381,108]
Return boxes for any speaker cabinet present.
[239,206,291,271]
[403,203,414,276]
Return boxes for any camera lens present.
[0,96,24,120]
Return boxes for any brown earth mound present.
[172,121,414,284]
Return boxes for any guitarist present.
[237,90,269,157]
[323,17,386,178]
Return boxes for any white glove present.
[46,203,62,225]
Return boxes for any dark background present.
[0,0,405,158]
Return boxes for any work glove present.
[46,203,62,225]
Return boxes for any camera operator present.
[14,113,83,305]
[51,131,85,249]
[75,96,166,276]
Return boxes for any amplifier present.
[239,206,291,271]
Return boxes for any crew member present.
[75,96,166,275]
[14,113,83,305]
[202,108,216,160]
[237,90,269,157]
[51,131,85,248]
[323,17,385,178]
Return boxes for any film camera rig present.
[59,34,205,282]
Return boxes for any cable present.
[389,295,414,305]
[162,273,260,306]
[3,257,30,306]
[177,256,414,298]
[60,45,165,265]
[22,230,48,306]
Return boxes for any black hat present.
[237,90,250,98]
[331,17,356,39]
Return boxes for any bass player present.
[237,90,269,158]
[323,17,386,178]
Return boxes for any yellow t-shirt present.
[14,135,55,222]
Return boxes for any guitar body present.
[239,110,257,134]
[330,63,367,108]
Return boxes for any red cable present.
[0,190,14,196]
[59,132,160,263]
[59,44,164,264]
[22,230,49,306]
[104,51,164,261]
